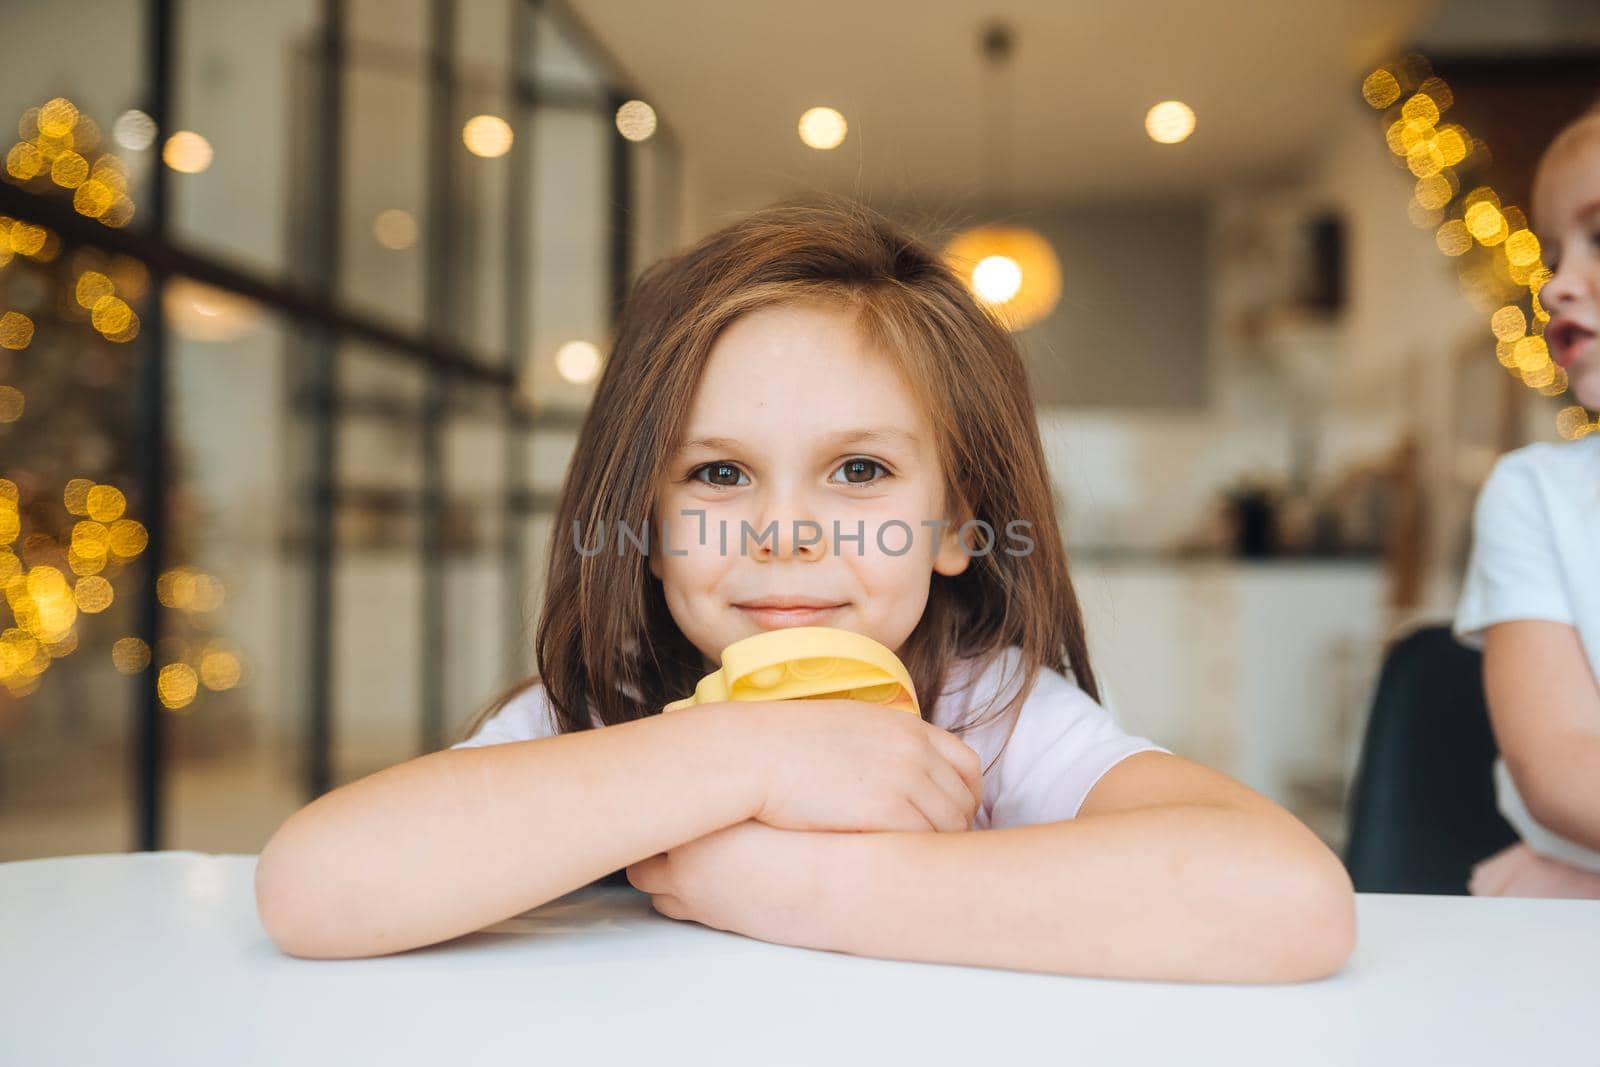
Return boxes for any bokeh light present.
[0,311,34,350]
[49,150,88,189]
[1435,220,1472,256]
[972,255,1023,303]
[5,142,44,180]
[1144,101,1196,144]
[8,223,46,256]
[73,179,115,218]
[199,646,243,691]
[91,295,133,335]
[462,114,513,157]
[112,109,157,151]
[797,107,848,150]
[1435,125,1468,166]
[1538,364,1570,397]
[162,130,213,173]
[943,224,1062,332]
[156,567,226,613]
[1490,305,1526,341]
[1464,201,1507,246]
[108,519,148,557]
[75,271,114,309]
[63,479,94,516]
[163,278,259,342]
[112,637,151,674]
[1504,229,1541,267]
[1414,173,1453,210]
[157,663,199,710]
[1362,69,1401,109]
[73,575,113,614]
[85,484,126,522]
[615,99,657,142]
[37,98,78,138]
[1417,77,1454,113]
[372,208,417,250]
[1400,92,1439,127]
[555,340,601,384]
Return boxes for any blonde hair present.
[457,200,1099,764]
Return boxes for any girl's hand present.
[625,820,829,947]
[734,699,983,833]
[1469,841,1600,898]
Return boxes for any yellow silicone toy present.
[663,626,920,714]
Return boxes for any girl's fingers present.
[893,797,937,833]
[1468,842,1519,895]
[928,732,984,810]
[649,893,687,920]
[909,771,970,832]
[625,854,668,894]
[922,755,979,826]
[1513,851,1600,898]
[1488,843,1541,896]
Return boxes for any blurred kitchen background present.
[1,0,1597,860]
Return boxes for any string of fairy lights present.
[1,96,244,708]
[1362,55,1598,440]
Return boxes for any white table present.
[2,851,1595,1065]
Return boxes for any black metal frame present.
[131,0,175,853]
[304,0,347,801]
[419,0,457,756]
[1,0,662,847]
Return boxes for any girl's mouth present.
[735,603,845,627]
[1549,319,1596,368]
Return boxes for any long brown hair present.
[457,200,1100,759]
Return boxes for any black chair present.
[1344,625,1518,894]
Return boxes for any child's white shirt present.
[1454,437,1600,870]
[452,644,1169,828]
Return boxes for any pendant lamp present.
[943,22,1062,333]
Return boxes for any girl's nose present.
[1542,257,1585,309]
[751,492,827,561]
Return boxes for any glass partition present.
[0,0,679,858]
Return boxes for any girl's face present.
[1534,126,1600,409]
[650,301,972,663]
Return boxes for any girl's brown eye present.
[693,462,747,488]
[834,458,887,485]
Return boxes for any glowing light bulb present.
[462,115,513,157]
[972,255,1023,304]
[1145,101,1196,144]
[798,107,847,150]
[615,100,657,142]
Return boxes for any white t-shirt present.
[1454,437,1600,870]
[452,644,1169,829]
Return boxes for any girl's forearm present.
[254,702,761,959]
[1484,623,1600,855]
[1517,733,1600,854]
[811,805,1356,983]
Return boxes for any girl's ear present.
[933,492,975,578]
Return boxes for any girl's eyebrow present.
[674,427,921,454]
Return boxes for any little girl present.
[1457,106,1600,898]
[255,202,1355,981]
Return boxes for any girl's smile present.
[734,597,850,629]
[1547,316,1596,369]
